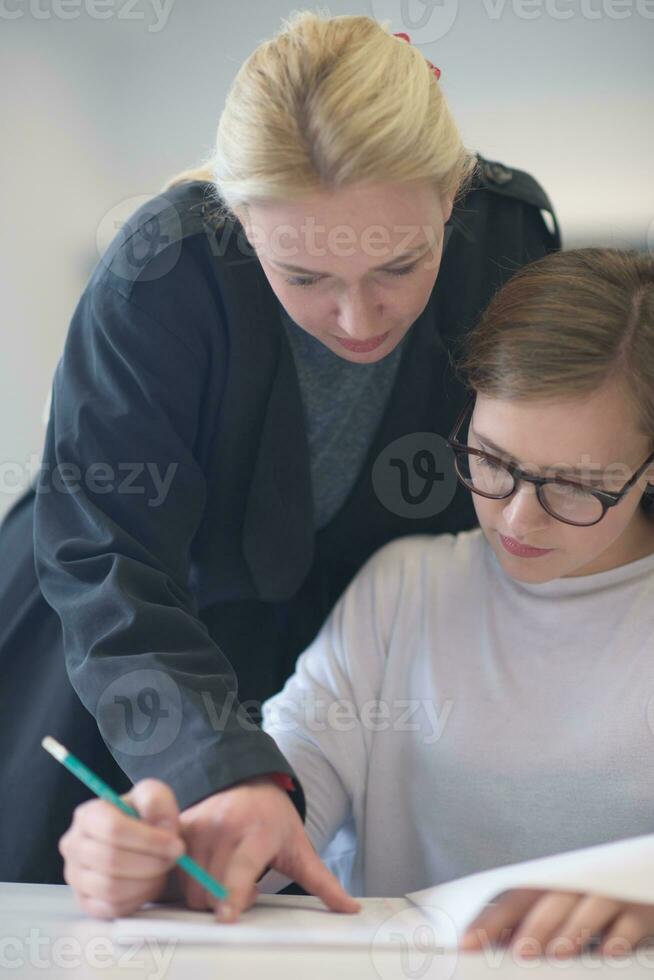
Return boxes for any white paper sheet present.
[112,893,422,947]
[407,831,654,938]
[112,832,654,949]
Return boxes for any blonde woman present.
[59,249,654,958]
[0,10,558,916]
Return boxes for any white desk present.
[3,882,654,979]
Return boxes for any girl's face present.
[469,384,654,581]
[236,181,453,363]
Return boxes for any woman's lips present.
[332,331,389,353]
[499,533,554,558]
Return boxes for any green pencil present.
[41,735,228,901]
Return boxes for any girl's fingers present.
[178,813,241,910]
[60,779,185,919]
[62,833,182,879]
[178,819,267,914]
[180,824,238,911]
[76,896,123,921]
[461,889,547,949]
[510,891,585,957]
[289,833,361,915]
[212,832,273,921]
[122,779,181,834]
[204,834,245,913]
[64,862,164,913]
[70,799,183,859]
[214,828,360,923]
[468,892,654,960]
[547,894,624,958]
[600,904,654,958]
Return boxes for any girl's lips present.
[332,331,389,353]
[499,533,554,558]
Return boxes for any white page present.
[407,831,654,940]
[112,893,430,948]
[112,832,654,950]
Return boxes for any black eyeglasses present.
[446,394,654,528]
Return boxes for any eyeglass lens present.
[454,410,604,525]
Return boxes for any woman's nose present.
[336,291,384,341]
[501,483,551,536]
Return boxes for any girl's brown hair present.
[162,9,478,222]
[452,247,654,512]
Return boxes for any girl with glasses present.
[445,248,654,577]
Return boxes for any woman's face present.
[469,384,654,581]
[236,180,453,363]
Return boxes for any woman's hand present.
[176,775,361,922]
[59,773,360,923]
[460,887,654,959]
[59,778,186,919]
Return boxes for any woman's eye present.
[284,262,419,288]
[551,482,597,499]
[386,262,419,278]
[285,275,320,287]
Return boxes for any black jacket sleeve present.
[33,280,306,819]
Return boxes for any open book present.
[112,831,654,949]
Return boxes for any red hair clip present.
[393,31,441,80]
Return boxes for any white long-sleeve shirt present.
[261,527,654,897]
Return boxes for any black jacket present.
[0,155,560,882]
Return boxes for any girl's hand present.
[176,775,361,922]
[460,887,654,959]
[58,778,186,919]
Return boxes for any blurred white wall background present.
[0,0,652,521]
